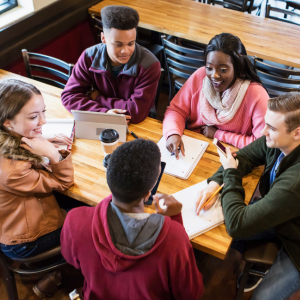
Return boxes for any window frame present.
[0,0,18,15]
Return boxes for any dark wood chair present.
[207,0,264,14]
[148,68,165,119]
[265,4,300,24]
[253,56,300,97]
[22,49,74,89]
[90,14,164,60]
[235,241,280,300]
[0,245,67,300]
[161,36,205,104]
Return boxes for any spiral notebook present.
[157,135,209,180]
[160,180,224,239]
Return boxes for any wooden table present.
[0,69,263,259]
[89,0,300,68]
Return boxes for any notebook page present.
[157,135,209,179]
[159,180,224,239]
[42,119,74,150]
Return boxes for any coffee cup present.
[99,129,119,156]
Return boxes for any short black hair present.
[107,139,161,203]
[101,5,139,30]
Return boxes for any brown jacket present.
[0,130,74,245]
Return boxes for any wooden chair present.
[0,245,67,300]
[22,49,74,89]
[253,56,300,97]
[148,68,165,119]
[207,0,264,14]
[90,14,163,60]
[161,36,205,104]
[265,4,300,24]
[235,241,280,300]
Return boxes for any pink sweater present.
[163,67,269,148]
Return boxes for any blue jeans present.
[252,247,300,300]
[0,227,62,259]
[1,192,90,259]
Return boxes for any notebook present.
[157,135,209,179]
[159,180,224,239]
[42,119,75,150]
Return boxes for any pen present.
[171,147,181,156]
[198,183,225,213]
[130,131,139,139]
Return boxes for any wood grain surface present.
[0,69,263,259]
[89,0,300,68]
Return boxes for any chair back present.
[90,14,103,43]
[161,36,205,103]
[253,56,300,97]
[22,49,74,89]
[209,0,249,11]
[265,4,300,25]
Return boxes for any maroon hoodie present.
[61,195,204,300]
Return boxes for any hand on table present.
[200,126,218,139]
[218,147,238,170]
[107,109,131,123]
[166,134,185,160]
[90,89,100,101]
[20,137,61,163]
[154,193,182,217]
[47,134,73,148]
[195,181,221,215]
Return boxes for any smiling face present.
[261,109,300,155]
[205,51,236,93]
[101,28,136,67]
[4,94,46,138]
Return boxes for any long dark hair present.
[204,33,263,85]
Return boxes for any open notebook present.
[159,180,224,239]
[42,119,75,150]
[157,135,209,179]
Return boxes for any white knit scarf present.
[200,76,251,125]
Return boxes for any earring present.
[7,126,13,131]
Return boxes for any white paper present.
[160,180,224,239]
[157,135,209,179]
[42,119,74,150]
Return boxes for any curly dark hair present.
[101,5,139,30]
[107,139,161,203]
[204,33,263,86]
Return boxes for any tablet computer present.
[71,110,127,142]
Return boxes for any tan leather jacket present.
[0,130,74,245]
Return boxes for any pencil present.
[198,183,225,212]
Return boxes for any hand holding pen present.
[166,134,185,160]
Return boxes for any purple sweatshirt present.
[61,43,161,124]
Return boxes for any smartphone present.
[144,161,166,205]
[213,138,227,157]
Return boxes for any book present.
[42,119,75,150]
[157,135,209,179]
[159,180,224,239]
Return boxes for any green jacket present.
[209,136,300,272]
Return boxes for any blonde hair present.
[268,92,300,132]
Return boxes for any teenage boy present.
[61,5,161,124]
[196,92,300,300]
[61,139,203,300]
